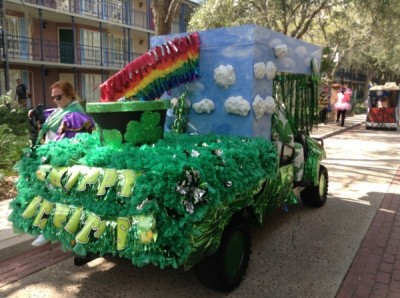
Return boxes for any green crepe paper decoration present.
[9,132,279,269]
[124,111,162,145]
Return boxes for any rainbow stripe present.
[100,33,200,102]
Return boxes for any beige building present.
[0,0,197,107]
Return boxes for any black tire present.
[73,253,98,266]
[300,165,328,207]
[194,215,251,292]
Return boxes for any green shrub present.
[0,91,30,176]
[352,102,367,115]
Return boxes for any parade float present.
[8,25,328,292]
[366,82,400,130]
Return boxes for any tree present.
[308,0,400,99]
[189,0,400,100]
[151,0,180,35]
[188,0,337,39]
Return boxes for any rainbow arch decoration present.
[99,32,200,102]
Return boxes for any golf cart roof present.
[370,82,400,91]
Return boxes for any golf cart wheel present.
[73,252,98,266]
[194,215,251,292]
[300,165,328,207]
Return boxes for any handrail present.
[4,34,142,68]
[23,0,149,30]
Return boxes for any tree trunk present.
[152,0,180,36]
[363,68,375,102]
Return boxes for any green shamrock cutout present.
[274,109,294,144]
[102,129,123,149]
[124,111,163,146]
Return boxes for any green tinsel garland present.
[273,73,321,136]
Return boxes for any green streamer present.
[273,73,321,137]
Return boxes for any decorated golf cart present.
[9,25,327,292]
[366,82,400,130]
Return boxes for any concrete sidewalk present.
[0,113,367,262]
[0,200,34,262]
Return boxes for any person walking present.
[334,87,352,127]
[15,79,30,107]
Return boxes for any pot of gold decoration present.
[86,100,170,148]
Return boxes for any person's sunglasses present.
[51,94,63,100]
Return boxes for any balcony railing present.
[4,34,142,68]
[25,0,149,29]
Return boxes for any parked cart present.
[366,82,400,130]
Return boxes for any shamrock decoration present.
[102,129,123,149]
[124,110,163,146]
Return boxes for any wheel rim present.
[225,231,245,278]
[319,172,326,197]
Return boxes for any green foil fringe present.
[303,136,326,185]
[273,73,320,136]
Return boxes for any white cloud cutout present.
[252,95,276,120]
[214,64,236,88]
[264,96,276,114]
[265,62,277,80]
[252,95,267,120]
[274,44,288,58]
[192,98,215,114]
[225,96,250,116]
[254,62,266,79]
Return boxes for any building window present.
[111,35,124,67]
[5,16,29,58]
[80,29,101,65]
[81,0,102,17]
[82,74,102,102]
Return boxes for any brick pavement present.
[0,243,71,288]
[336,166,400,298]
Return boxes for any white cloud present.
[265,62,277,80]
[254,62,266,79]
[214,64,236,88]
[225,96,250,116]
[252,95,276,120]
[274,44,288,58]
[252,95,267,120]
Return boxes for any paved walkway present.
[336,167,400,298]
[2,113,400,297]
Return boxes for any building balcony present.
[3,34,142,69]
[24,0,149,30]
